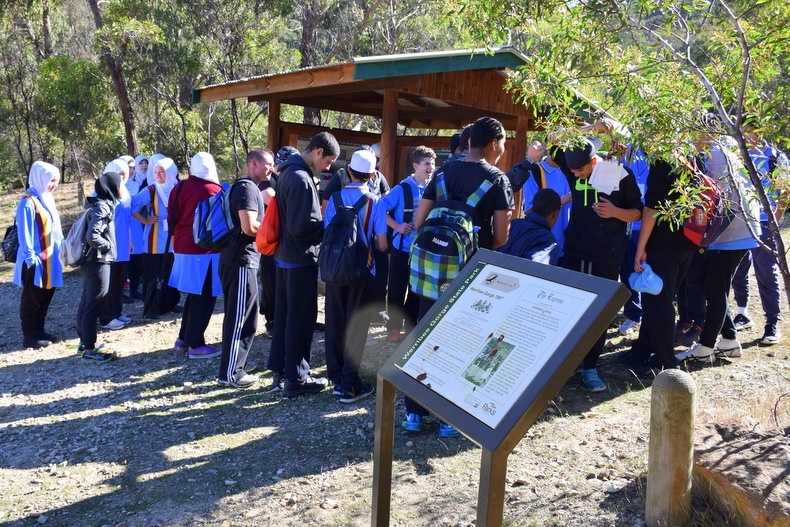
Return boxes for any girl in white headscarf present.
[130,156,181,319]
[126,154,150,299]
[13,161,64,348]
[167,152,224,359]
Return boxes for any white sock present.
[736,306,748,316]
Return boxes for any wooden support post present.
[380,90,398,187]
[646,369,696,527]
[372,376,397,527]
[267,100,281,151]
[477,448,507,527]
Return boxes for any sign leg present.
[478,448,507,527]
[372,376,397,526]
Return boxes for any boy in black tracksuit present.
[555,139,643,392]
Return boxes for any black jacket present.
[274,154,324,266]
[83,197,116,263]
[554,148,643,266]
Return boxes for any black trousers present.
[20,263,56,338]
[127,253,144,294]
[324,274,374,388]
[258,254,276,323]
[699,249,747,347]
[218,263,258,382]
[559,255,620,370]
[76,261,111,350]
[386,248,419,332]
[178,261,217,349]
[100,260,128,325]
[632,241,696,368]
[269,265,318,383]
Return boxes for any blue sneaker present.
[437,422,460,438]
[402,413,422,432]
[581,368,606,392]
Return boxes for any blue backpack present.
[193,179,255,251]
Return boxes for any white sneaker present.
[618,319,640,334]
[101,318,126,330]
[676,342,715,364]
[118,315,132,324]
[714,338,742,358]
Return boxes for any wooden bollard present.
[646,369,696,527]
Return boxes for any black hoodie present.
[84,172,121,263]
[274,154,324,266]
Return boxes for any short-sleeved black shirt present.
[422,160,514,250]
[220,178,264,269]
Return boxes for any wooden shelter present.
[192,47,542,185]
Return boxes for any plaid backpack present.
[409,173,492,300]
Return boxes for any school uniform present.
[323,183,387,391]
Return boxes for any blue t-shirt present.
[377,175,427,252]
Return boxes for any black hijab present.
[95,172,121,201]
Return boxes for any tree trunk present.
[299,0,322,126]
[42,0,53,59]
[86,0,139,156]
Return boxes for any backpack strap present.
[398,180,414,251]
[435,172,449,202]
[538,163,547,190]
[400,180,414,224]
[465,179,494,208]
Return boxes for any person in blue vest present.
[617,145,649,335]
[377,146,436,342]
[730,116,788,345]
[323,149,388,403]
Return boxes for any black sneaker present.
[338,383,374,404]
[677,325,702,347]
[82,349,116,363]
[733,314,753,331]
[761,324,780,345]
[282,376,328,397]
[37,331,60,344]
[23,337,52,349]
[331,381,343,396]
[268,373,284,392]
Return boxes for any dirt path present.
[0,183,788,526]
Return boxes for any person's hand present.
[592,197,615,218]
[396,222,413,235]
[144,215,158,225]
[527,141,546,163]
[634,248,647,273]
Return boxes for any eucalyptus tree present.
[458,0,790,302]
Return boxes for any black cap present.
[274,146,299,166]
[564,140,595,170]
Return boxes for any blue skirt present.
[169,253,222,296]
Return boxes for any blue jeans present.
[731,222,781,326]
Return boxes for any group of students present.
[12,113,785,432]
[13,153,224,363]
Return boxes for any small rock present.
[321,498,340,509]
[37,515,48,524]
[405,441,414,447]
[224,480,236,486]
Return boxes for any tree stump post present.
[646,369,697,527]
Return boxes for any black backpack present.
[318,192,372,286]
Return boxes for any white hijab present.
[147,153,166,187]
[154,157,179,206]
[27,161,63,243]
[190,152,219,183]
